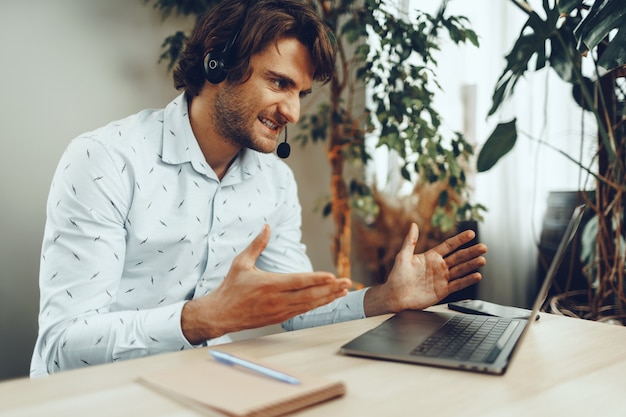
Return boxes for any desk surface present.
[2,306,626,417]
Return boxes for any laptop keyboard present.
[410,315,514,364]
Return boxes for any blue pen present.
[209,349,301,385]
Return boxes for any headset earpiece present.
[203,1,250,84]
[203,51,227,84]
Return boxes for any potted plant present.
[477,0,626,322]
[144,0,485,282]
[293,0,485,283]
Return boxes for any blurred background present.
[0,0,590,381]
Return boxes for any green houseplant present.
[477,0,626,322]
[144,0,485,281]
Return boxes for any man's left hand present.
[363,222,487,316]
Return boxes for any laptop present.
[340,205,585,375]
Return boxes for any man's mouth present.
[259,117,282,133]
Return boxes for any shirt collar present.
[161,93,263,181]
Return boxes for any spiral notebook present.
[139,353,346,417]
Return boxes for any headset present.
[203,2,251,84]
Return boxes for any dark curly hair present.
[173,0,336,97]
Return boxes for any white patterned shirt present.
[30,93,366,377]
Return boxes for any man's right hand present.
[181,224,351,344]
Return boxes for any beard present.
[211,83,281,154]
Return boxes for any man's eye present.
[272,79,287,89]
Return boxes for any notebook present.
[340,205,585,375]
[140,353,346,417]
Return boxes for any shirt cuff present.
[281,287,369,331]
[343,287,368,319]
[143,301,199,352]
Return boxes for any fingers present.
[448,255,487,280]
[265,271,341,292]
[444,243,487,271]
[235,224,271,269]
[447,272,482,294]
[283,278,351,310]
[433,229,477,257]
[250,224,271,255]
[243,269,351,305]
[435,233,486,295]
[399,223,419,258]
[253,276,352,323]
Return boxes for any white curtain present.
[369,0,596,307]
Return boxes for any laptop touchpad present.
[369,310,450,350]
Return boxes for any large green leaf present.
[549,17,582,83]
[487,1,562,116]
[596,21,626,69]
[574,0,626,70]
[488,34,542,116]
[477,120,518,172]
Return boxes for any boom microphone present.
[277,126,291,159]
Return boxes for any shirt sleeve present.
[281,288,368,331]
[31,138,195,376]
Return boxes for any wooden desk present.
[2,307,625,417]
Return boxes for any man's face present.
[212,37,315,154]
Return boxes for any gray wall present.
[0,0,336,381]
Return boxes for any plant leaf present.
[488,33,544,116]
[574,0,626,59]
[549,17,582,83]
[477,120,518,172]
[597,23,626,69]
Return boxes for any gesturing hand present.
[182,225,352,344]
[364,223,487,316]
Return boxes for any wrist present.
[363,283,400,317]
[181,299,226,345]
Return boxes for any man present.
[31,0,487,376]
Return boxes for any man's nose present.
[278,94,300,124]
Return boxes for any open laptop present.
[340,205,585,375]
